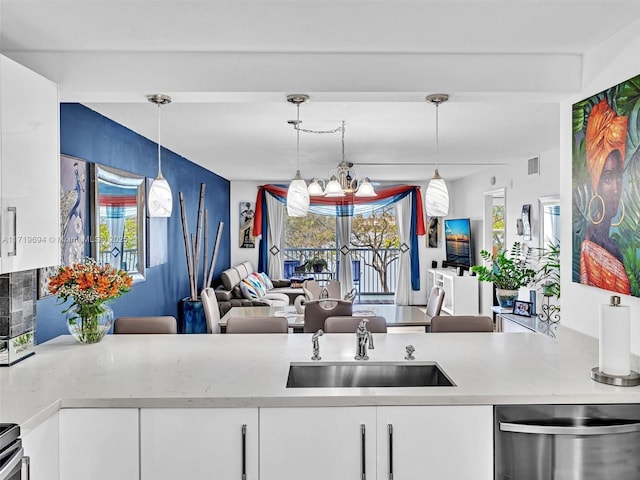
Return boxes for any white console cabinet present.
[427,269,479,315]
[0,55,59,273]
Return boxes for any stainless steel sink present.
[286,361,455,388]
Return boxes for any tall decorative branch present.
[206,222,224,289]
[178,192,196,300]
[179,184,224,301]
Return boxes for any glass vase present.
[66,304,114,344]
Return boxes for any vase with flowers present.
[48,258,133,344]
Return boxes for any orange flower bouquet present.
[48,257,133,343]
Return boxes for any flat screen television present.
[444,218,473,270]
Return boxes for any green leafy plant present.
[310,257,328,271]
[471,242,536,290]
[535,242,560,299]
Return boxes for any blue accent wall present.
[36,103,231,343]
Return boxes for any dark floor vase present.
[178,298,206,334]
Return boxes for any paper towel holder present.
[591,295,640,387]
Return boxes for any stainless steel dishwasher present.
[495,404,640,479]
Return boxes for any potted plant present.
[471,242,536,308]
[311,256,328,273]
[535,242,560,299]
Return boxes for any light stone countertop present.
[3,326,640,432]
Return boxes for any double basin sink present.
[286,361,455,388]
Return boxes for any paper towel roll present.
[599,300,630,376]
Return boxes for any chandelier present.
[424,94,450,217]
[286,96,377,201]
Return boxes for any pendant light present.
[425,94,450,217]
[147,94,173,217]
[286,95,310,217]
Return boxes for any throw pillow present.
[239,280,260,300]
[247,272,267,296]
[259,272,274,290]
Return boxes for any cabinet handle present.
[388,424,394,480]
[241,424,247,480]
[7,207,16,257]
[360,424,366,480]
[22,455,30,480]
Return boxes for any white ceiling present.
[2,0,640,184]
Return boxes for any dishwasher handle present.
[500,420,640,436]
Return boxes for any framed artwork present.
[572,73,640,297]
[239,201,255,248]
[513,300,533,317]
[521,204,531,241]
[60,154,88,265]
[37,154,88,299]
[37,265,58,300]
[426,216,441,248]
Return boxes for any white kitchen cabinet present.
[22,412,59,480]
[427,269,479,315]
[0,55,59,273]
[260,407,377,480]
[376,405,493,480]
[140,407,258,480]
[59,408,139,480]
[261,405,492,480]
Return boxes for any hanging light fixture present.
[322,122,377,198]
[424,94,450,217]
[147,94,173,217]
[286,95,310,217]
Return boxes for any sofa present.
[215,261,304,316]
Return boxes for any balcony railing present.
[99,249,139,271]
[284,247,399,295]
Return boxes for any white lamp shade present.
[148,176,173,217]
[354,178,377,197]
[307,179,326,196]
[287,173,310,217]
[324,176,346,197]
[425,171,449,217]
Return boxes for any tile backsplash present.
[0,270,36,338]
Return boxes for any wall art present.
[572,73,640,296]
[239,201,255,248]
[38,155,88,299]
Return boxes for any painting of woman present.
[572,71,640,298]
[574,98,631,294]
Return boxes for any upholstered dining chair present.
[430,315,493,333]
[201,287,221,334]
[425,286,445,319]
[324,315,387,333]
[113,316,178,334]
[303,299,353,333]
[225,316,288,334]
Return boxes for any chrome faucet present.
[355,319,374,360]
[311,329,324,361]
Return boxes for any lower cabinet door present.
[22,412,59,480]
[59,408,139,480]
[376,406,493,480]
[260,406,376,480]
[140,408,258,480]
